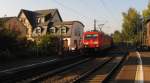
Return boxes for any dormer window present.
[36,27,41,33]
[41,17,45,23]
[37,17,41,24]
[20,18,25,23]
[61,27,67,33]
[37,17,45,24]
[49,27,56,33]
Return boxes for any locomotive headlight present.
[93,41,98,44]
[84,42,88,45]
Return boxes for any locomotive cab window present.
[85,34,98,39]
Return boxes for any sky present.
[0,0,149,34]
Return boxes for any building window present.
[37,17,41,24]
[61,27,66,33]
[50,29,55,33]
[20,18,25,23]
[36,27,41,34]
[49,27,56,33]
[75,28,80,36]
[37,17,45,24]
[41,17,45,23]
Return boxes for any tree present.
[122,8,142,44]
[37,34,59,55]
[0,19,4,27]
[143,2,150,19]
[0,28,17,50]
[112,30,122,43]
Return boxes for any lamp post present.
[36,27,41,56]
[58,23,64,55]
[141,18,144,46]
[136,17,143,47]
[140,18,145,47]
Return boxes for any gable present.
[18,10,34,29]
[51,10,63,23]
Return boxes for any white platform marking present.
[135,51,144,83]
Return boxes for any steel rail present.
[18,58,90,83]
[35,57,113,83]
[75,55,126,83]
[0,55,85,83]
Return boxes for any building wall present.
[147,22,150,46]
[41,26,48,36]
[32,11,62,41]
[5,18,27,38]
[64,24,72,36]
[63,38,70,49]
[18,12,33,40]
[70,22,84,50]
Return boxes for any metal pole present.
[141,19,143,46]
[136,19,139,46]
[94,19,96,31]
[36,41,38,56]
[59,23,63,55]
[141,18,144,47]
[98,24,104,32]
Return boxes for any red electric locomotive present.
[82,31,112,52]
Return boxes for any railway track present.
[0,46,127,83]
[28,57,114,83]
[20,57,91,83]
[28,55,126,83]
[78,55,126,83]
[0,55,86,83]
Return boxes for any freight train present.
[81,31,113,52]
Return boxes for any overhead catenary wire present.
[79,0,108,22]
[75,0,109,30]
[70,0,109,31]
[53,0,113,32]
[53,0,95,21]
[97,0,121,34]
[53,0,105,31]
[98,0,118,22]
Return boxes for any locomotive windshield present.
[85,34,98,39]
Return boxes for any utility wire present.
[80,0,107,22]
[53,0,110,31]
[98,0,118,22]
[53,0,95,20]
[79,0,109,29]
[98,0,120,34]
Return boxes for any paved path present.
[139,52,150,83]
[111,51,150,83]
[114,52,138,83]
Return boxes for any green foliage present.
[0,27,60,59]
[0,28,18,50]
[0,19,4,27]
[112,30,122,43]
[143,2,150,19]
[122,8,142,44]
[0,28,30,60]
[37,34,59,55]
[38,34,57,47]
